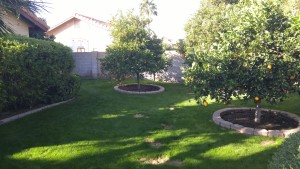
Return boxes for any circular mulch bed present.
[213,108,300,138]
[114,84,164,94]
[221,110,298,130]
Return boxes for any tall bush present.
[0,35,80,112]
[268,132,300,169]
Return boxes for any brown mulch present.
[118,84,160,92]
[221,110,298,130]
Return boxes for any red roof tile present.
[19,8,49,31]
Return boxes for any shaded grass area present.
[0,79,299,169]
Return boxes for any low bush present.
[268,132,300,169]
[0,35,80,112]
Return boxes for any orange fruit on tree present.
[203,101,208,107]
[267,64,272,70]
[254,96,260,101]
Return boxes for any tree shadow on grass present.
[0,80,283,169]
[0,130,278,169]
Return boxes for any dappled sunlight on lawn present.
[147,129,188,140]
[9,138,141,162]
[172,96,218,108]
[174,98,197,107]
[202,139,280,160]
[9,141,103,162]
[0,80,295,169]
[93,113,126,119]
[173,133,217,147]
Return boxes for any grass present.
[0,79,299,169]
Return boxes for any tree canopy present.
[184,0,300,122]
[101,2,170,89]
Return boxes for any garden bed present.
[114,84,165,94]
[213,108,300,138]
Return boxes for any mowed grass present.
[0,79,299,169]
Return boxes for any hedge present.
[268,132,300,169]
[0,35,80,112]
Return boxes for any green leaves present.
[101,9,170,84]
[0,35,80,112]
[269,132,300,168]
[184,0,300,105]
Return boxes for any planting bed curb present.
[0,98,74,126]
[213,108,300,138]
[114,84,165,94]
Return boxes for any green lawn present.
[0,79,299,169]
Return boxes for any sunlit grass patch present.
[0,79,298,169]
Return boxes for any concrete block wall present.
[144,51,186,83]
[73,52,105,78]
[73,51,186,82]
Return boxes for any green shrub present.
[268,132,300,169]
[0,35,80,112]
[176,39,186,56]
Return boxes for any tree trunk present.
[153,73,156,81]
[254,101,261,123]
[136,73,141,91]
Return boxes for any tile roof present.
[19,8,49,31]
[47,13,109,32]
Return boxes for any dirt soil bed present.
[221,110,299,130]
[118,84,161,92]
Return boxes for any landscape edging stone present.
[0,98,74,126]
[114,84,165,94]
[212,107,300,138]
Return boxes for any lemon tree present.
[184,0,300,123]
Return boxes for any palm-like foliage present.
[0,0,47,35]
[139,0,157,22]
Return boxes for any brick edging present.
[0,98,75,126]
[114,84,165,94]
[212,107,300,138]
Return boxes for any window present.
[77,47,85,52]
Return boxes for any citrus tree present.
[101,4,170,90]
[184,0,300,123]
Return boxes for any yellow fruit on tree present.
[203,101,208,107]
[267,64,272,69]
[254,97,260,101]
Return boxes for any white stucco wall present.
[2,11,29,36]
[52,19,111,52]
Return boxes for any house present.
[46,13,112,52]
[1,7,49,37]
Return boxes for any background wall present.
[72,51,186,83]
[73,52,105,78]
